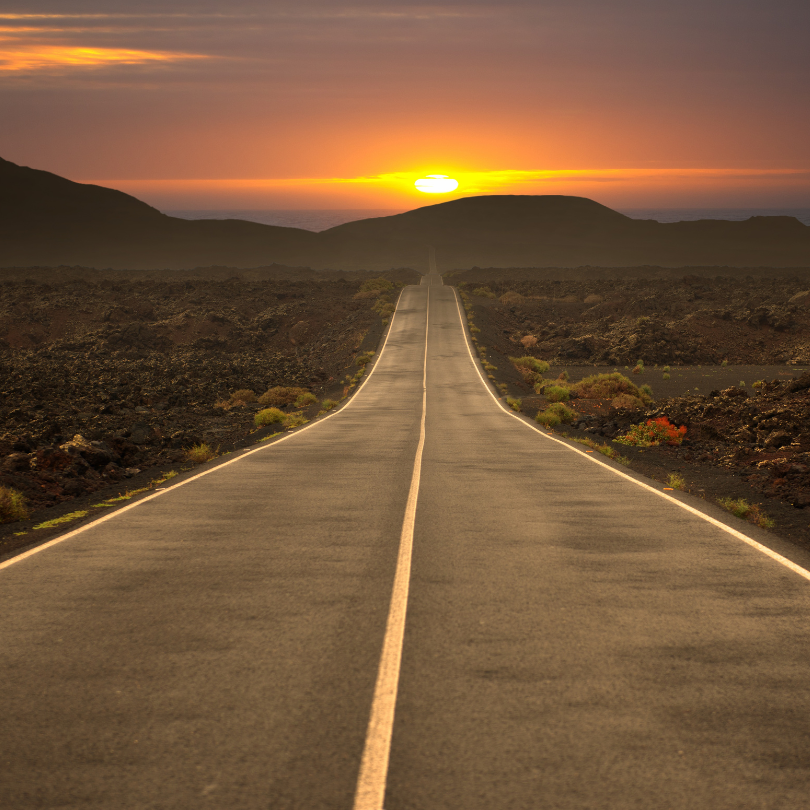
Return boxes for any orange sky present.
[1,2,809,209]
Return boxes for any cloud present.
[0,39,207,72]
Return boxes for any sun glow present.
[414,175,459,193]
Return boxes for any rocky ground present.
[0,265,418,556]
[455,266,810,551]
[449,266,810,365]
[8,262,810,559]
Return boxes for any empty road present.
[3,266,810,809]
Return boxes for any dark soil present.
[450,266,810,365]
[0,265,419,558]
[455,267,810,552]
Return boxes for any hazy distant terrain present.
[3,156,810,271]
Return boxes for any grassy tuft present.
[570,435,631,466]
[320,398,339,411]
[472,286,496,298]
[662,372,671,379]
[0,486,29,523]
[283,412,309,429]
[667,472,685,490]
[91,488,148,508]
[151,470,178,487]
[355,350,376,367]
[255,407,285,426]
[32,510,89,531]
[717,497,774,529]
[185,443,217,464]
[506,397,522,412]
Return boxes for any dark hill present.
[2,156,810,270]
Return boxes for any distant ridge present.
[2,157,809,271]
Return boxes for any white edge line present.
[0,287,410,572]
[352,279,430,810]
[451,287,810,584]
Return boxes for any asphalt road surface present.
[3,266,810,809]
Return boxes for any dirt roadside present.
[0,266,418,559]
[452,268,810,553]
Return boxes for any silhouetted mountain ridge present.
[2,156,809,270]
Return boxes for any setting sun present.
[415,175,459,194]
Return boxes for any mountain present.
[2,156,810,270]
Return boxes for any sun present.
[414,174,459,193]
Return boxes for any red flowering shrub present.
[616,416,687,447]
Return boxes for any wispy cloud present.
[0,38,209,72]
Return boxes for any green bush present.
[544,385,571,402]
[255,407,285,426]
[472,287,496,298]
[536,410,561,428]
[294,392,318,408]
[0,486,29,523]
[536,402,576,427]
[506,397,522,412]
[639,384,653,398]
[510,356,549,374]
[355,350,375,367]
[320,399,339,411]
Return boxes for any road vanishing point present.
[3,263,810,809]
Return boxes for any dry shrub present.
[571,372,651,404]
[520,335,538,348]
[258,386,309,407]
[185,443,217,464]
[230,388,256,404]
[359,277,395,294]
[500,291,525,305]
[354,289,384,299]
[283,412,309,429]
[472,287,496,298]
[373,298,396,317]
[510,356,549,375]
[0,486,29,523]
[611,393,645,409]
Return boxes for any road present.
[3,266,810,809]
